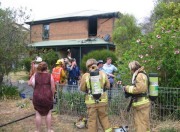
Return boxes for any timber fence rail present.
[56,84,180,131]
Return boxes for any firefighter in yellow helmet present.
[123,61,150,132]
[52,59,65,84]
[80,58,112,132]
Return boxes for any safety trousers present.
[87,104,112,132]
[133,103,150,132]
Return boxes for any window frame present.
[42,24,50,40]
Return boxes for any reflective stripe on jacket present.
[132,97,149,107]
[105,127,113,132]
[52,67,62,83]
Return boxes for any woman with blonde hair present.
[28,62,55,132]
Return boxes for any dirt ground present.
[1,71,180,132]
[0,99,88,132]
[1,99,180,132]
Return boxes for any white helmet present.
[35,57,42,63]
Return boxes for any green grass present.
[160,128,177,132]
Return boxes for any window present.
[88,17,97,37]
[42,24,49,40]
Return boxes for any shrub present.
[81,49,117,72]
[58,91,86,115]
[0,85,20,99]
[42,49,59,71]
[118,17,180,87]
[22,57,32,72]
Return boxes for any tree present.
[118,2,180,87]
[0,5,31,84]
[141,0,180,34]
[151,1,180,22]
[112,14,141,58]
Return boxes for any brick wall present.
[30,18,115,43]
[50,20,88,40]
[97,18,115,40]
[31,24,43,43]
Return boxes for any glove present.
[123,85,133,98]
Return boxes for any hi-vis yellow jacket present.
[80,70,110,106]
[125,67,150,108]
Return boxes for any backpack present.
[89,69,103,102]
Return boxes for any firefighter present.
[123,61,150,132]
[52,59,65,84]
[80,58,112,132]
[52,59,66,94]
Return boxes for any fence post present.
[57,84,63,114]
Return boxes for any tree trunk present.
[0,73,3,85]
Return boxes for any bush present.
[118,17,180,87]
[22,57,32,72]
[0,85,20,99]
[81,49,117,72]
[58,91,86,115]
[42,49,59,71]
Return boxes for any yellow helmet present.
[86,58,97,69]
[56,59,63,65]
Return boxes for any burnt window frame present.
[88,17,97,37]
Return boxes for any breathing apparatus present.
[89,69,103,103]
[148,73,158,101]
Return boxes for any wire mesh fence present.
[56,84,180,131]
[151,87,180,121]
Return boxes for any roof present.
[28,38,114,48]
[26,10,119,25]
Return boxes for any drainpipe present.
[106,44,109,50]
[79,46,82,65]
[30,25,32,43]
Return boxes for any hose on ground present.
[0,110,56,127]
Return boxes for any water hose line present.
[0,110,56,127]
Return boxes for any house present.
[26,10,120,65]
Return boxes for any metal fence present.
[56,84,180,131]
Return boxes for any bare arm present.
[51,74,55,95]
[28,73,35,87]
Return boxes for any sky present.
[0,0,155,23]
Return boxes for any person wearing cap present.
[29,56,42,78]
[80,58,112,132]
[67,58,80,86]
[97,60,104,71]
